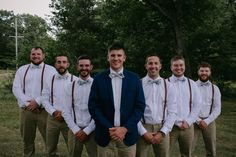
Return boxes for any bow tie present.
[78,80,91,85]
[200,82,210,86]
[109,73,124,79]
[147,79,161,85]
[175,77,186,82]
[31,65,41,69]
[56,75,68,80]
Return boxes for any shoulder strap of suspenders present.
[50,75,55,105]
[162,78,167,125]
[209,83,215,115]
[71,74,73,82]
[23,65,30,94]
[187,78,192,113]
[71,81,77,123]
[40,64,46,95]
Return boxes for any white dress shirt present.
[168,75,202,127]
[138,75,177,135]
[196,80,221,125]
[62,76,95,135]
[110,67,123,127]
[42,72,78,115]
[12,62,56,108]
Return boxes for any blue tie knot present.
[109,73,124,79]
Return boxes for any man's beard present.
[31,60,43,65]
[199,74,210,82]
[57,68,67,75]
[80,70,90,78]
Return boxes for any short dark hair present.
[108,41,125,53]
[197,62,211,71]
[31,46,45,53]
[170,55,185,65]
[55,53,69,63]
[145,54,161,64]
[77,54,92,64]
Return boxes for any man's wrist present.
[158,131,166,137]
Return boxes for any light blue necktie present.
[78,80,91,85]
[109,73,124,79]
[148,79,161,85]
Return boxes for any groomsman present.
[62,55,97,157]
[192,62,221,157]
[42,54,77,157]
[168,55,202,157]
[137,55,177,157]
[12,46,56,157]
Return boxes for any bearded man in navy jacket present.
[88,42,145,157]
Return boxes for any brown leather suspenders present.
[23,64,46,94]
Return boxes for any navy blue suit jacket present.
[88,69,145,147]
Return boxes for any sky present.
[0,0,52,19]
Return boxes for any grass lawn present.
[0,67,235,157]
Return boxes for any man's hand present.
[151,132,164,144]
[199,120,207,130]
[26,100,39,112]
[143,132,155,144]
[109,127,127,142]
[53,110,64,122]
[180,120,189,130]
[75,130,88,142]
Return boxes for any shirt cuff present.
[160,126,169,135]
[71,126,81,134]
[83,125,95,135]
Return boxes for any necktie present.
[148,79,161,85]
[109,73,124,79]
[57,75,68,80]
[200,82,210,86]
[31,65,41,69]
[78,80,90,85]
[175,77,186,82]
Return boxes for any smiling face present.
[55,56,70,75]
[145,56,162,79]
[198,67,211,82]
[107,49,126,72]
[171,59,185,77]
[30,48,45,65]
[77,59,93,80]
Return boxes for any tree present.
[0,10,15,69]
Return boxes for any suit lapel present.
[121,70,128,108]
[105,69,114,105]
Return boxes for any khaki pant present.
[68,130,97,157]
[192,122,216,157]
[136,124,169,157]
[97,141,136,157]
[170,125,194,157]
[20,109,48,157]
[46,116,69,157]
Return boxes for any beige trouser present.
[192,122,216,157]
[97,141,136,157]
[20,108,48,157]
[136,123,169,157]
[46,116,69,157]
[170,125,194,157]
[68,130,97,157]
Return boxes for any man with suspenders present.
[192,62,221,157]
[42,54,78,156]
[168,55,202,157]
[62,55,97,157]
[12,46,57,156]
[136,55,177,157]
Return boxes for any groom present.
[88,42,145,157]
